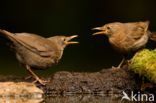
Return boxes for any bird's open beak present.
[65,35,79,45]
[92,27,105,35]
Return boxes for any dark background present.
[0,0,156,76]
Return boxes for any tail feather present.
[0,29,28,46]
[150,32,156,41]
[0,29,16,42]
[0,29,45,56]
[0,29,33,51]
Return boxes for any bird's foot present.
[33,77,50,85]
[111,61,125,69]
[25,65,50,85]
[112,66,120,69]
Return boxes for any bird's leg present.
[117,57,125,68]
[25,75,32,80]
[26,65,48,85]
[112,57,125,69]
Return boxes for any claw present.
[32,77,49,85]
[37,78,49,85]
[25,65,50,85]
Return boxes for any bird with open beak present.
[0,29,78,85]
[92,21,150,68]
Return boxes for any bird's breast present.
[109,36,129,53]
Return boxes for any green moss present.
[130,49,156,83]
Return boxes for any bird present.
[92,21,150,68]
[0,29,78,85]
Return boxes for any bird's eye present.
[107,26,111,30]
[63,38,66,41]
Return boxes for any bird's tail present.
[0,29,43,55]
[150,31,156,41]
[0,29,17,42]
[0,29,29,49]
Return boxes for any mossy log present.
[130,49,156,84]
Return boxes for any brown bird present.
[0,29,78,85]
[93,21,150,68]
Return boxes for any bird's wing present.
[126,21,149,40]
[129,26,146,40]
[0,29,56,57]
[125,25,149,50]
[14,33,55,57]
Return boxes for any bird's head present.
[92,22,124,37]
[92,21,149,37]
[48,35,78,49]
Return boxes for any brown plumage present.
[93,21,150,68]
[0,29,78,85]
[150,32,156,41]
